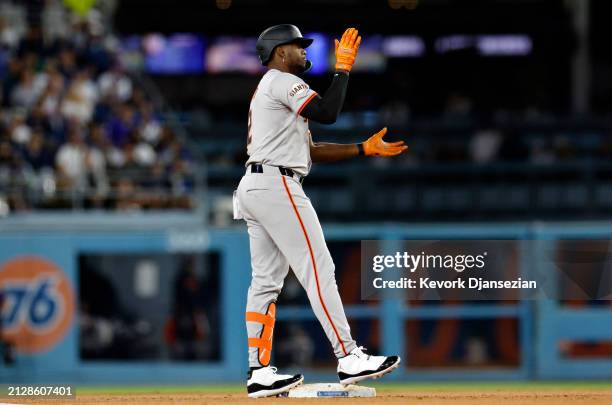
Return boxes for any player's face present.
[282,43,307,72]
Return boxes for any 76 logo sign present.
[1,277,61,330]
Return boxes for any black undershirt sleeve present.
[300,72,349,124]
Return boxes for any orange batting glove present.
[362,127,408,157]
[334,27,361,72]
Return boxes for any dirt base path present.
[18,390,612,405]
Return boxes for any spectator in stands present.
[108,103,137,146]
[114,177,140,210]
[159,133,195,198]
[22,128,57,203]
[132,137,156,167]
[90,122,124,170]
[0,139,13,183]
[57,46,78,79]
[141,161,170,207]
[159,130,191,166]
[0,2,26,48]
[38,69,64,118]
[98,62,133,103]
[18,26,45,56]
[61,68,98,124]
[470,128,502,164]
[170,159,193,196]
[85,129,109,206]
[2,57,23,105]
[0,16,20,49]
[23,130,54,171]
[7,110,32,146]
[10,69,41,109]
[88,122,110,157]
[55,126,88,193]
[138,101,161,145]
[41,0,70,44]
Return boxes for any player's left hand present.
[362,127,408,157]
[334,28,361,72]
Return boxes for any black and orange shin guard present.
[246,302,276,366]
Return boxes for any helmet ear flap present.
[301,60,312,73]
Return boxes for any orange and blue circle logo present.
[0,256,75,353]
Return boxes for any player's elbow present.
[318,114,337,125]
[303,111,336,125]
[317,107,339,124]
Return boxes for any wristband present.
[357,143,365,156]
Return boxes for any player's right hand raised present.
[334,28,361,72]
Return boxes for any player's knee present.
[316,263,337,284]
[315,253,335,270]
[250,278,283,295]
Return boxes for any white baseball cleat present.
[337,346,401,385]
[246,366,304,398]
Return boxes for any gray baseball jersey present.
[235,69,357,368]
[245,69,318,176]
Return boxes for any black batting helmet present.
[256,24,313,71]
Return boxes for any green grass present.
[76,381,612,396]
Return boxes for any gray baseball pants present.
[235,165,357,367]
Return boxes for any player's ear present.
[275,45,286,60]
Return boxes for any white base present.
[280,383,376,398]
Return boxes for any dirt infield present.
[19,389,612,405]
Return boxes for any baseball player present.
[234,24,407,398]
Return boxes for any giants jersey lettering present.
[246,69,317,176]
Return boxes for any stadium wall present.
[0,214,610,384]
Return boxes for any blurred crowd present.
[379,93,612,166]
[0,1,196,213]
